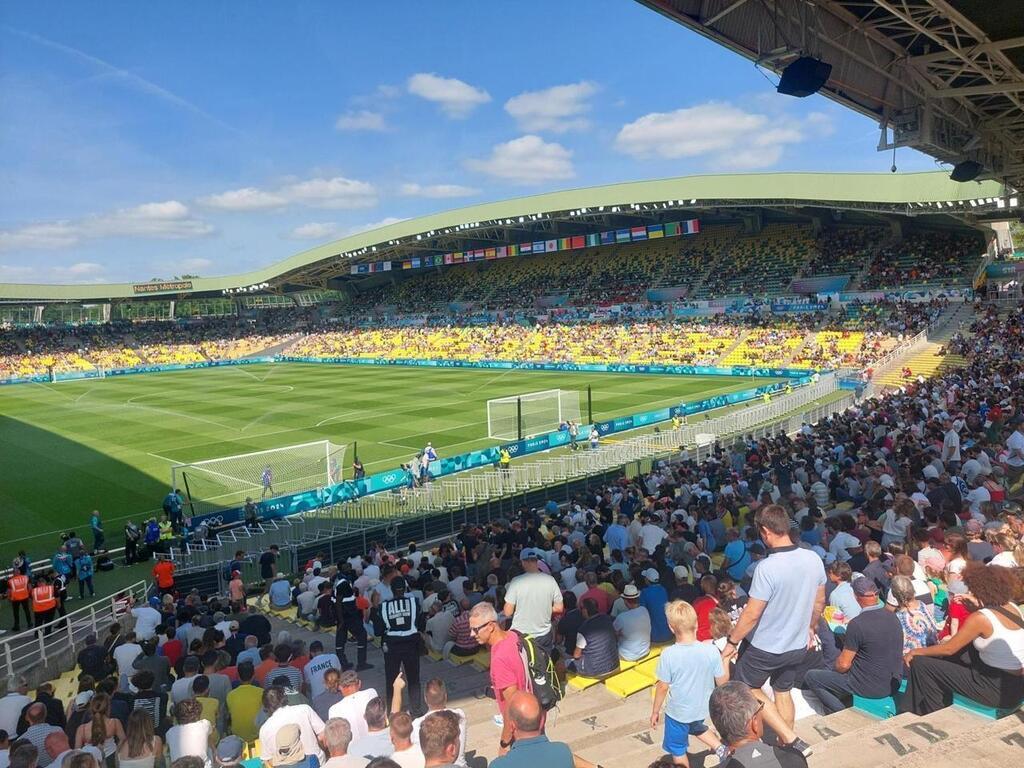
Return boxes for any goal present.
[487,389,583,441]
[171,439,347,518]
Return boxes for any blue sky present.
[0,0,941,284]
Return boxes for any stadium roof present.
[0,170,1006,302]
[636,1,1024,191]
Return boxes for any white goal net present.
[487,389,583,441]
[171,439,346,518]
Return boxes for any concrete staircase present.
[714,330,753,366]
[251,333,303,358]
[246,604,1024,767]
[799,706,1023,768]
[872,303,973,390]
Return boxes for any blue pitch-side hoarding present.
[190,369,810,528]
[0,354,816,526]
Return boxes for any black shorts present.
[734,643,809,692]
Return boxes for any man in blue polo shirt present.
[603,514,630,555]
[491,690,597,768]
[721,505,825,757]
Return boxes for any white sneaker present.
[493,714,503,727]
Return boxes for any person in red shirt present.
[939,580,974,640]
[152,555,175,596]
[692,575,720,642]
[161,625,184,668]
[469,601,538,757]
[579,572,612,614]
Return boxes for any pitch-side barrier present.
[169,377,850,585]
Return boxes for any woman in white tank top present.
[903,562,1024,715]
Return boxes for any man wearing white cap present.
[503,549,563,654]
[614,585,651,662]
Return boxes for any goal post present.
[487,389,583,441]
[170,439,347,518]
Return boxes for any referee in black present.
[334,564,371,672]
[372,575,425,713]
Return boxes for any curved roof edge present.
[1,171,1003,302]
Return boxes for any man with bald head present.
[19,705,61,767]
[490,691,596,768]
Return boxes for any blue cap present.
[149,596,161,608]
[520,548,539,560]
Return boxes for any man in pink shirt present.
[470,601,544,756]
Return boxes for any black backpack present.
[517,633,562,710]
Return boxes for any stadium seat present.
[604,668,655,698]
[952,693,1023,720]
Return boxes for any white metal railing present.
[309,377,849,525]
[0,580,149,680]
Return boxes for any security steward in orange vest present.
[6,570,31,632]
[31,576,58,634]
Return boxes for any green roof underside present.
[1,171,1004,301]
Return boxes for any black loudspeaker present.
[949,160,983,183]
[777,56,833,97]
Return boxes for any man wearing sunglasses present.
[709,682,808,768]
[469,602,533,756]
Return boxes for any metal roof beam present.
[910,35,1024,64]
[935,82,1024,98]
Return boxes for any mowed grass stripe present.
[0,363,778,560]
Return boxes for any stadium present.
[1,2,1023,768]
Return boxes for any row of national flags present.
[351,219,700,274]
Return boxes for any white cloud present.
[0,261,108,284]
[504,81,597,133]
[0,264,36,281]
[335,110,388,132]
[198,187,288,211]
[465,135,575,185]
[179,257,213,271]
[407,73,490,118]
[200,175,378,213]
[287,216,405,242]
[807,111,836,137]
[398,182,480,198]
[343,217,405,236]
[0,200,214,252]
[614,102,811,170]
[288,222,343,240]
[280,176,378,209]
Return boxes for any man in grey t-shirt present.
[503,548,563,653]
[721,505,824,758]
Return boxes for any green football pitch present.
[0,363,779,563]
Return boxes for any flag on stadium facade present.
[485,248,497,259]
[545,239,557,252]
[615,229,631,243]
[630,226,647,240]
[647,224,664,239]
[453,252,464,262]
[497,246,508,258]
[533,241,546,253]
[664,222,681,236]
[402,260,412,269]
[571,235,585,249]
[586,233,600,247]
[444,253,453,264]
[357,263,369,273]
[520,242,533,254]
[382,260,392,271]
[683,219,700,234]
[600,231,615,245]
